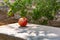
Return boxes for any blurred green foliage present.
[4,0,60,25]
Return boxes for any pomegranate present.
[18,17,27,27]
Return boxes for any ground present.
[0,18,18,26]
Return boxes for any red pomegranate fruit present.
[18,17,27,27]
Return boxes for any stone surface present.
[0,34,24,40]
[0,23,60,40]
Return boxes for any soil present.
[0,10,18,26]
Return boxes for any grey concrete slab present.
[0,23,60,40]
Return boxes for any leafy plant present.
[4,0,60,25]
